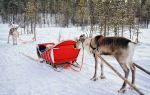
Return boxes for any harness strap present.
[90,37,104,52]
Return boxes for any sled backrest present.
[54,40,77,48]
[38,42,55,47]
[37,42,55,53]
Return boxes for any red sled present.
[36,40,80,67]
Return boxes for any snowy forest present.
[0,0,150,95]
[0,0,150,38]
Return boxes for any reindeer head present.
[75,34,86,48]
[76,34,105,54]
[9,22,19,30]
[79,34,86,43]
[76,34,95,54]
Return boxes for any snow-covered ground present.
[0,24,150,95]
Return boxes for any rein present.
[80,42,85,71]
[70,38,97,72]
[70,41,85,72]
[73,39,96,71]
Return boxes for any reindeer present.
[76,34,137,93]
[7,26,19,45]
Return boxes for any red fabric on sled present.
[39,40,80,65]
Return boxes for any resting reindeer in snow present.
[7,26,19,45]
[76,34,136,93]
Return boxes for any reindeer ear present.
[79,34,84,39]
[82,34,87,38]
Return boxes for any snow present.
[0,24,150,95]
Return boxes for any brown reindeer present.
[76,34,136,93]
[7,27,19,45]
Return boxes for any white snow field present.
[0,24,150,95]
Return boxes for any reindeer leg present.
[18,32,19,38]
[13,35,17,45]
[118,63,129,93]
[7,35,10,43]
[15,37,18,45]
[129,63,136,90]
[131,64,135,84]
[12,36,15,45]
[100,60,106,79]
[91,53,98,81]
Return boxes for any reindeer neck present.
[89,39,97,50]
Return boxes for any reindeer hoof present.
[128,87,133,90]
[100,75,106,79]
[118,88,127,93]
[128,84,136,90]
[90,77,98,81]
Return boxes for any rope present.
[70,42,85,72]
[79,43,85,71]
[20,52,38,62]
[18,37,35,44]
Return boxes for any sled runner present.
[37,40,80,70]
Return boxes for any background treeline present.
[0,0,149,39]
